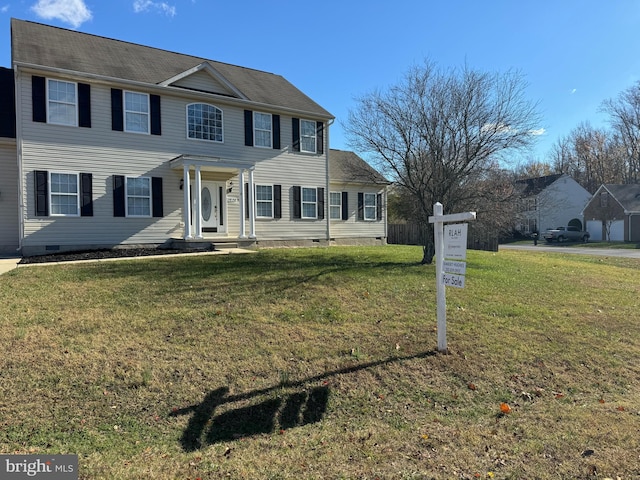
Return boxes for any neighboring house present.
[515,173,592,235]
[0,19,387,256]
[582,184,640,242]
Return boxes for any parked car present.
[543,226,590,243]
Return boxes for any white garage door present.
[587,220,602,241]
[610,220,625,241]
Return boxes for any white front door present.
[196,181,225,233]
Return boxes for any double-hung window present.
[302,187,317,219]
[50,172,79,216]
[126,177,151,217]
[187,103,223,142]
[254,112,272,148]
[300,119,317,153]
[364,193,377,221]
[329,192,342,219]
[255,185,273,218]
[48,79,77,126]
[124,91,150,133]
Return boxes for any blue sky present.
[2,0,640,164]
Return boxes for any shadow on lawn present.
[170,350,435,451]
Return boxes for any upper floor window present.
[126,176,151,217]
[329,192,342,219]
[300,119,317,153]
[187,103,223,142]
[50,172,79,216]
[48,79,77,126]
[124,91,149,134]
[254,112,272,148]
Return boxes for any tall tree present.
[345,61,541,263]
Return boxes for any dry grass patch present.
[0,246,639,479]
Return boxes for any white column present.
[194,165,203,239]
[183,165,192,239]
[248,168,256,239]
[238,169,246,239]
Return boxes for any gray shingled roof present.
[329,149,389,184]
[604,184,640,212]
[11,18,332,118]
[515,174,563,197]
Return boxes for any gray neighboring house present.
[0,19,387,256]
[515,173,592,235]
[582,184,640,242]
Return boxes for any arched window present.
[187,103,223,142]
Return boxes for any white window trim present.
[329,191,342,220]
[255,184,274,219]
[364,193,377,221]
[49,171,80,217]
[47,79,78,127]
[301,186,318,220]
[253,111,272,149]
[124,91,150,134]
[300,119,317,154]
[125,176,152,218]
[186,103,224,143]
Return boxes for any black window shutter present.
[272,114,281,149]
[317,187,325,220]
[377,193,382,220]
[316,121,324,154]
[292,118,300,152]
[152,177,163,217]
[0,68,16,138]
[244,182,249,219]
[150,94,161,135]
[293,186,301,219]
[32,76,46,123]
[78,83,91,128]
[274,184,282,219]
[34,170,48,216]
[113,175,126,217]
[219,186,224,226]
[357,192,364,221]
[341,191,349,220]
[244,110,253,146]
[80,173,93,216]
[111,89,123,131]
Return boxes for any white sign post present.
[428,202,476,353]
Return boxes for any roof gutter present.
[13,62,335,121]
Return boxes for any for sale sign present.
[444,223,468,260]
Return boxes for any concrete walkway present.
[0,248,255,276]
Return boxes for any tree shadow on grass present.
[170,350,433,451]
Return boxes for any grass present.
[1,245,639,479]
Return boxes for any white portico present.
[170,155,257,240]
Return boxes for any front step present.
[212,242,238,250]
[170,239,213,251]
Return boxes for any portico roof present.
[170,154,255,173]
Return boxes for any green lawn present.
[1,246,638,479]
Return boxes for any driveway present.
[499,243,640,259]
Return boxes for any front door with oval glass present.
[196,181,225,233]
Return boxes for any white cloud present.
[529,128,546,136]
[570,88,577,95]
[133,0,176,17]
[31,0,92,28]
[1,5,10,13]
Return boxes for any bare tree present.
[345,61,541,263]
[601,83,640,184]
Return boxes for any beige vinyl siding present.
[0,141,19,254]
[172,69,235,96]
[329,183,386,239]
[17,70,331,249]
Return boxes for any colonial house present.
[515,173,591,235]
[0,19,387,256]
[582,184,640,242]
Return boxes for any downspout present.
[14,66,24,254]
[324,118,335,243]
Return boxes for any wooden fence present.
[387,223,498,252]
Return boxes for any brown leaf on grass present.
[500,403,512,414]
[616,406,626,412]
[468,383,477,391]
